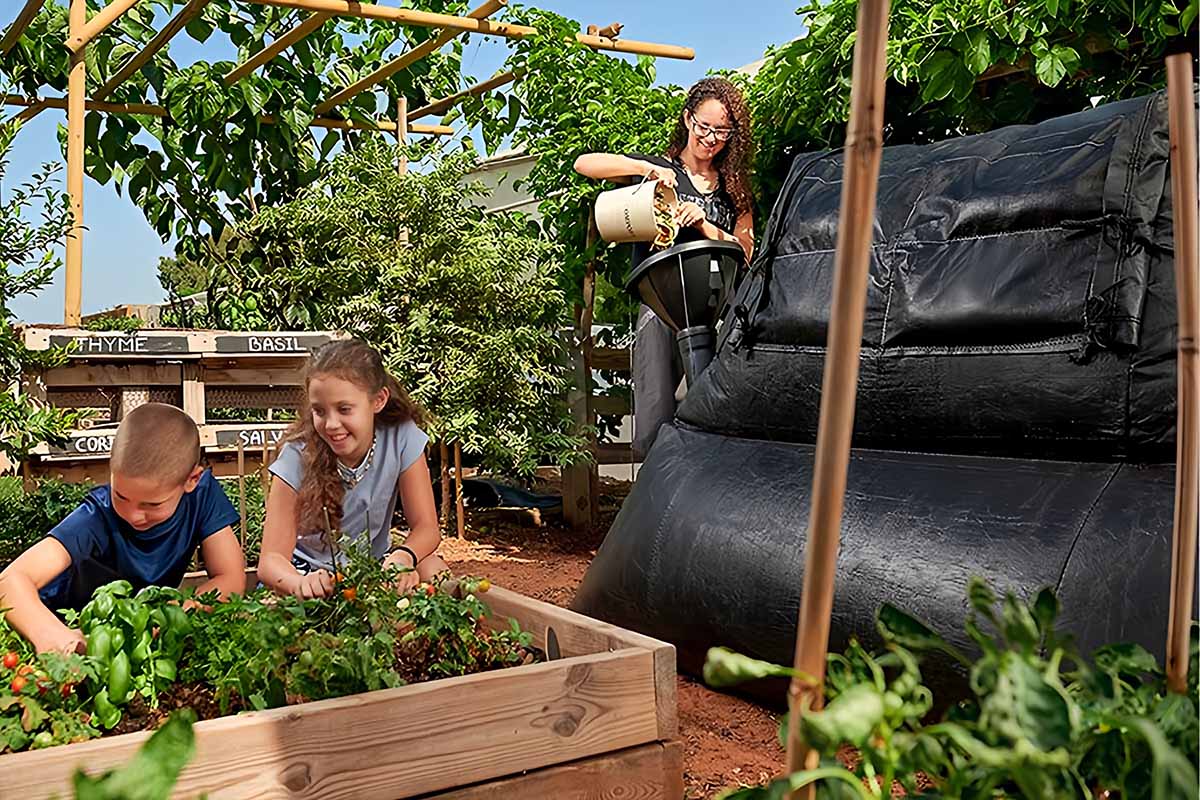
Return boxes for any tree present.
[223,139,584,477]
[748,0,1198,210]
[0,123,88,465]
[3,0,482,263]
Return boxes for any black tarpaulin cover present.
[573,91,1194,693]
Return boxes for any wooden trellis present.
[1,0,695,325]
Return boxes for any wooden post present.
[181,363,205,424]
[562,214,600,530]
[237,440,247,547]
[782,2,890,797]
[63,0,85,326]
[260,440,270,497]
[454,440,465,539]
[440,439,452,532]
[1165,51,1198,696]
[396,95,410,247]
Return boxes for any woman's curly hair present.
[667,77,754,218]
[281,339,426,535]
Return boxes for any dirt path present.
[440,479,783,798]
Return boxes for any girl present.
[573,77,756,459]
[258,339,446,599]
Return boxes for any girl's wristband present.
[395,545,419,569]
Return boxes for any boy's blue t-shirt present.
[39,470,239,610]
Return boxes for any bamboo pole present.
[439,440,451,531]
[454,440,465,539]
[66,0,142,53]
[93,0,211,102]
[783,1,890,796]
[63,0,85,326]
[242,0,694,60]
[224,13,332,84]
[3,95,454,135]
[1,0,47,56]
[408,70,520,122]
[396,95,409,246]
[313,0,505,115]
[1165,51,1198,696]
[237,440,247,547]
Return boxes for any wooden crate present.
[0,586,681,800]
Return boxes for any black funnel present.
[625,239,744,383]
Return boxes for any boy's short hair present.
[110,403,200,486]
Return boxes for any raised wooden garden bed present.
[0,585,681,799]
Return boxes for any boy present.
[0,403,246,654]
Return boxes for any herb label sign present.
[214,334,332,354]
[215,427,286,448]
[50,335,189,355]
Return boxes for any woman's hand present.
[383,550,421,594]
[293,569,334,600]
[675,201,707,228]
[642,162,677,188]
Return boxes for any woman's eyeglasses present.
[687,113,735,142]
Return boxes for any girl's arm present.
[573,153,677,187]
[257,478,333,599]
[382,457,441,591]
[688,209,755,261]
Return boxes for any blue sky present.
[5,1,804,322]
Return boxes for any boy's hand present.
[35,627,86,656]
[293,570,334,600]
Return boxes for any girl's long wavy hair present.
[282,339,426,534]
[666,77,754,218]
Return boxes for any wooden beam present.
[1,0,47,56]
[784,1,890,797]
[93,0,210,102]
[65,0,141,53]
[1165,50,1199,696]
[313,0,505,115]
[408,70,519,121]
[243,0,694,60]
[4,95,453,134]
[64,0,85,327]
[224,12,332,84]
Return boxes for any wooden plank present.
[592,345,631,372]
[596,441,636,465]
[65,0,141,53]
[243,0,695,60]
[40,363,182,387]
[313,0,505,115]
[480,585,677,739]
[1,0,47,56]
[182,363,205,424]
[2,648,660,800]
[408,70,519,122]
[212,331,333,354]
[200,366,304,386]
[93,0,211,102]
[419,741,684,800]
[224,12,331,84]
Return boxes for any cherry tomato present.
[16,665,33,677]
[477,579,491,593]
[342,587,358,602]
[60,682,75,697]
[298,651,314,668]
[10,676,27,693]
[1,652,17,669]
[425,584,436,597]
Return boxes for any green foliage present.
[706,579,1200,799]
[211,140,583,476]
[67,710,195,800]
[0,124,89,465]
[82,315,141,333]
[489,6,684,313]
[0,623,98,753]
[0,477,94,568]
[747,0,1195,211]
[216,475,264,563]
[3,0,483,263]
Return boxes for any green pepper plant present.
[705,578,1199,799]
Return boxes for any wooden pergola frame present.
[0,0,695,324]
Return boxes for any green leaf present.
[72,710,195,800]
[801,683,886,751]
[1121,715,1200,800]
[702,647,797,688]
[979,652,1075,751]
[1183,0,1198,32]
[921,51,959,103]
[964,30,991,75]
[1094,642,1160,678]
[241,79,271,115]
[184,16,213,43]
[1045,0,1059,16]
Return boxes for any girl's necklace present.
[337,434,377,489]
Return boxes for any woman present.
[574,76,754,459]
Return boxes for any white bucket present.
[594,180,678,243]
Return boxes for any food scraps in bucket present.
[653,184,678,250]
